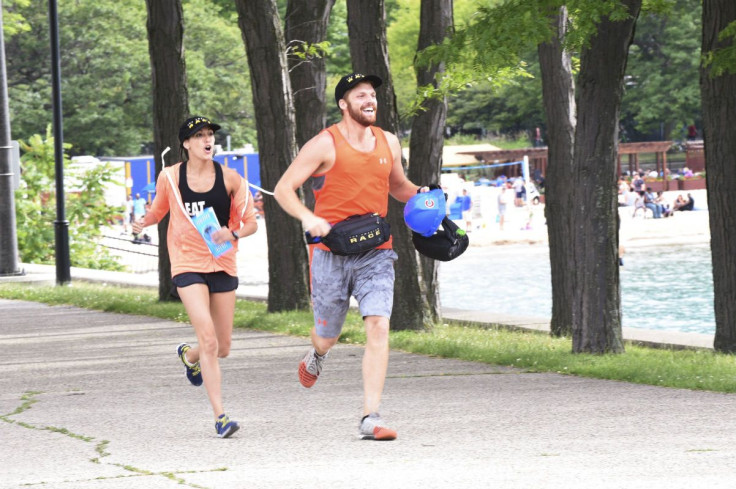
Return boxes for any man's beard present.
[347,103,377,127]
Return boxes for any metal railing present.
[99,233,158,274]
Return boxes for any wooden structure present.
[616,141,673,178]
[450,147,549,179]
[445,141,675,187]
[685,140,705,172]
[404,143,501,167]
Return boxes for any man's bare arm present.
[385,131,422,203]
[273,132,335,237]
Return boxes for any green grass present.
[2,282,735,393]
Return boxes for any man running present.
[274,73,426,440]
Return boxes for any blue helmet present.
[404,189,446,237]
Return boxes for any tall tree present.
[538,6,576,337]
[570,0,642,353]
[235,0,311,312]
[5,0,255,156]
[285,0,335,210]
[621,0,702,141]
[701,0,736,352]
[145,0,189,301]
[285,0,335,148]
[346,0,427,330]
[410,0,661,352]
[7,0,151,156]
[183,1,257,149]
[407,0,454,324]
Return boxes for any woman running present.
[133,116,258,438]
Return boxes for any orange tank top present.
[313,124,394,250]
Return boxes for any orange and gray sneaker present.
[359,413,397,441]
[298,348,328,388]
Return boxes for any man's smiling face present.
[343,81,377,127]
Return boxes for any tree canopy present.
[1,0,705,153]
[3,0,253,156]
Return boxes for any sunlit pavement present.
[1,297,736,489]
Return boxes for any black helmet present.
[411,216,469,261]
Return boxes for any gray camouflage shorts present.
[310,248,398,338]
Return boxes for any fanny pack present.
[307,213,391,256]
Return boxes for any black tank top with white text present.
[178,161,230,226]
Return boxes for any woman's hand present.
[211,226,236,245]
[132,218,145,235]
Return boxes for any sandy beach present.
[465,189,710,249]
[101,189,710,281]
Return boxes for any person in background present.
[497,185,509,230]
[132,193,147,221]
[617,178,630,207]
[533,127,544,147]
[655,191,673,217]
[632,172,646,193]
[122,195,134,234]
[687,124,698,140]
[632,191,647,218]
[512,177,525,207]
[457,188,473,232]
[643,187,663,219]
[253,190,264,219]
[679,193,695,211]
[624,185,638,207]
[133,116,258,438]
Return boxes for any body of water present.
[439,242,715,335]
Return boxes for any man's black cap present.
[334,73,382,108]
[178,116,221,143]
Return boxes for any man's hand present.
[301,214,332,238]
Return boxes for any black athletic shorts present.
[172,271,239,293]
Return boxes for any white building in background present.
[69,155,127,207]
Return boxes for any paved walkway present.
[2,297,736,488]
[0,198,725,487]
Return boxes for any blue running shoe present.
[177,343,202,387]
[215,414,240,438]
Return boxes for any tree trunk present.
[235,0,311,312]
[701,0,736,352]
[538,7,576,337]
[346,0,426,331]
[407,0,454,325]
[571,0,642,353]
[285,0,335,211]
[145,0,188,302]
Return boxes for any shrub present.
[15,127,124,270]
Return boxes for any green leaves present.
[286,40,332,64]
[15,129,124,270]
[703,20,736,77]
[183,0,256,150]
[621,0,701,139]
[7,0,257,156]
[2,0,31,37]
